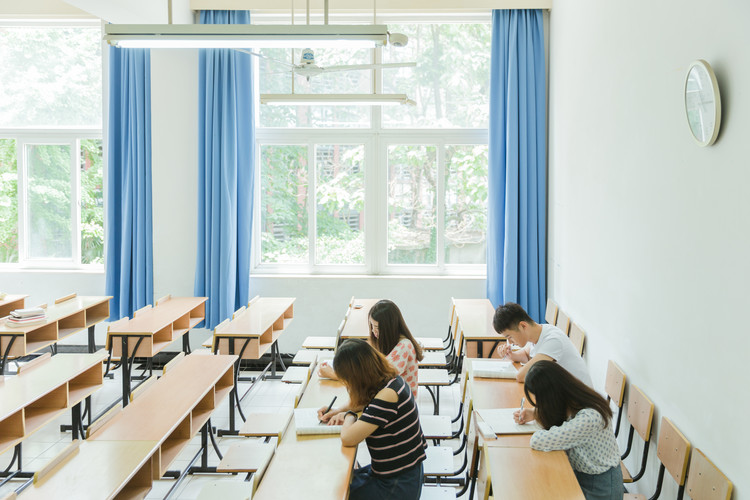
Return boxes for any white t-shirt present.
[530,324,593,387]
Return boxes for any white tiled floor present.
[0,355,468,499]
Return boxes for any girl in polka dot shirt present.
[515,360,623,500]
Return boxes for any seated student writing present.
[493,302,592,386]
[516,361,622,500]
[319,339,426,500]
[318,299,423,412]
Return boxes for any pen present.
[520,397,525,415]
[320,396,337,423]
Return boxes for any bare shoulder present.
[376,386,399,403]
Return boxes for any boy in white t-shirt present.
[493,302,593,387]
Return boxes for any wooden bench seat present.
[239,409,293,440]
[197,478,254,500]
[217,441,275,474]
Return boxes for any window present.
[0,22,103,267]
[254,17,491,275]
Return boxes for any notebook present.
[294,408,343,435]
[471,360,519,379]
[475,408,542,435]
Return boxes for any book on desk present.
[475,408,542,435]
[294,408,343,435]
[471,360,519,379]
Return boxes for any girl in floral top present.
[515,360,623,500]
[318,300,424,419]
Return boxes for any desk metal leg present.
[87,325,96,353]
[477,340,484,358]
[182,333,192,354]
[121,336,131,407]
[71,403,81,440]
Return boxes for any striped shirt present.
[358,376,427,477]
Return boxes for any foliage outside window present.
[0,23,103,267]
[254,19,490,274]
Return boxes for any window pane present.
[259,48,370,128]
[260,145,309,264]
[387,145,436,265]
[382,23,490,128]
[26,144,72,259]
[445,145,488,264]
[0,139,18,263]
[0,26,102,128]
[80,139,103,264]
[316,144,365,265]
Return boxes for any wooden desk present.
[19,440,159,500]
[479,445,584,500]
[454,299,505,358]
[105,296,207,406]
[466,358,525,410]
[0,295,27,318]
[0,295,111,374]
[340,298,378,339]
[0,352,107,483]
[253,370,355,500]
[212,297,294,434]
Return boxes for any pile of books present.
[5,307,47,328]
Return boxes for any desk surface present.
[216,297,295,338]
[340,298,378,339]
[0,351,107,419]
[253,370,355,500]
[20,439,159,500]
[0,294,27,309]
[106,296,206,335]
[454,299,504,341]
[485,445,585,500]
[466,358,526,410]
[0,296,111,334]
[92,353,235,442]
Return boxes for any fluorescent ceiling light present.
[260,94,414,106]
[104,24,388,48]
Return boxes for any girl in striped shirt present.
[319,339,427,500]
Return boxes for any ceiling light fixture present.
[103,24,389,49]
[260,94,416,106]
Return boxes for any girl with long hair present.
[320,339,426,500]
[515,360,623,500]
[318,300,424,409]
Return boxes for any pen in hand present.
[518,397,525,424]
[320,396,337,424]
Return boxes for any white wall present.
[548,0,750,498]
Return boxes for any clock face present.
[685,60,721,146]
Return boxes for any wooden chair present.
[239,409,294,444]
[301,317,346,350]
[133,304,152,317]
[416,299,456,351]
[544,298,559,325]
[155,294,171,306]
[685,449,732,500]
[605,360,627,437]
[624,417,690,500]
[232,306,247,319]
[620,385,655,484]
[554,309,571,335]
[293,370,312,408]
[568,322,585,356]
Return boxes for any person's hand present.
[513,408,535,425]
[318,361,336,379]
[327,412,348,425]
[497,342,512,359]
[318,406,339,422]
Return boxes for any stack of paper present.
[6,307,47,328]
[475,408,543,435]
[471,360,519,379]
[294,408,343,435]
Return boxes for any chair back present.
[685,448,732,500]
[656,417,691,487]
[544,298,559,325]
[133,304,152,317]
[627,385,654,442]
[554,309,570,335]
[605,360,626,408]
[568,322,585,356]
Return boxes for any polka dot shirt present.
[530,408,620,475]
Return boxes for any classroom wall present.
[548,0,750,498]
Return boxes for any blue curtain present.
[195,10,254,329]
[487,9,547,322]
[106,47,153,320]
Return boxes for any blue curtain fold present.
[105,47,153,320]
[487,9,547,321]
[195,10,254,329]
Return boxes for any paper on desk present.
[475,408,542,435]
[471,360,518,379]
[294,408,343,435]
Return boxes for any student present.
[515,361,623,500]
[493,302,593,386]
[319,339,426,500]
[319,299,423,400]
